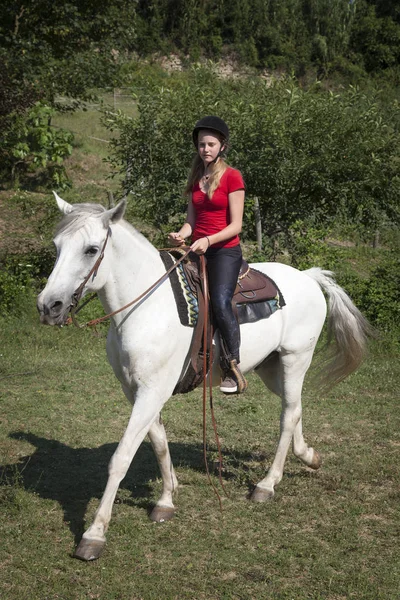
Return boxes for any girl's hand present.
[190,237,210,255]
[168,232,185,246]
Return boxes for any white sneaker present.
[220,375,238,394]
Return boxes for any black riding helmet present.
[192,116,229,148]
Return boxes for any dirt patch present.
[326,238,356,247]
[158,54,183,72]
[154,53,279,82]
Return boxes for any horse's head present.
[37,193,126,326]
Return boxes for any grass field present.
[0,300,399,600]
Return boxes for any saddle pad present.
[160,251,285,327]
[237,298,280,324]
[160,251,198,327]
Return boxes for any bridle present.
[69,227,111,326]
[68,229,192,329]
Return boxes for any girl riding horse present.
[168,116,247,394]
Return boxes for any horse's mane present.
[55,203,107,237]
[55,203,156,253]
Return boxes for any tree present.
[350,1,400,71]
[0,0,137,106]
[1,102,73,188]
[0,0,137,188]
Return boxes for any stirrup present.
[228,359,248,394]
[230,360,248,393]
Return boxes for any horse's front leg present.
[148,414,178,523]
[74,387,169,561]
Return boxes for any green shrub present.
[0,248,56,315]
[105,70,400,266]
[0,263,35,315]
[1,103,73,190]
[284,221,333,269]
[337,250,400,338]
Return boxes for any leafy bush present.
[0,261,36,315]
[1,103,73,189]
[0,248,56,315]
[104,69,400,258]
[283,221,333,269]
[337,250,400,337]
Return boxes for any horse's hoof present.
[149,505,175,523]
[249,486,274,502]
[309,450,322,470]
[74,538,105,561]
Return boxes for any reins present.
[199,255,227,509]
[69,243,192,329]
[69,238,226,506]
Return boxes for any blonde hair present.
[184,155,228,198]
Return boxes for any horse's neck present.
[98,221,165,317]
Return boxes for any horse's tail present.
[303,267,375,389]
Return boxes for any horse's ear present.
[102,199,127,226]
[53,191,73,214]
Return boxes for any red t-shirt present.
[191,167,245,248]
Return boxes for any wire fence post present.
[254,197,262,252]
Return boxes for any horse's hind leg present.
[251,350,320,502]
[148,414,178,523]
[292,416,322,470]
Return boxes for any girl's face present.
[197,130,224,166]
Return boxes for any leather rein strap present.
[69,227,111,325]
[69,242,192,328]
[200,255,227,508]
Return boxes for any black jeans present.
[205,244,242,365]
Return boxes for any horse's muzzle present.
[37,295,71,326]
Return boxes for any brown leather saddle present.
[234,259,281,304]
[160,250,285,394]
[176,253,282,311]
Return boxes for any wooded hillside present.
[1,0,400,101]
[135,0,400,75]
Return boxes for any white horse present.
[37,194,371,561]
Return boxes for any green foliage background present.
[105,68,400,252]
[0,0,399,343]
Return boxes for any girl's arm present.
[168,196,196,246]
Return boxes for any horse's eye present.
[85,246,99,256]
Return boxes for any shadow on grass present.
[2,431,267,544]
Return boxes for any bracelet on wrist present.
[205,236,211,247]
